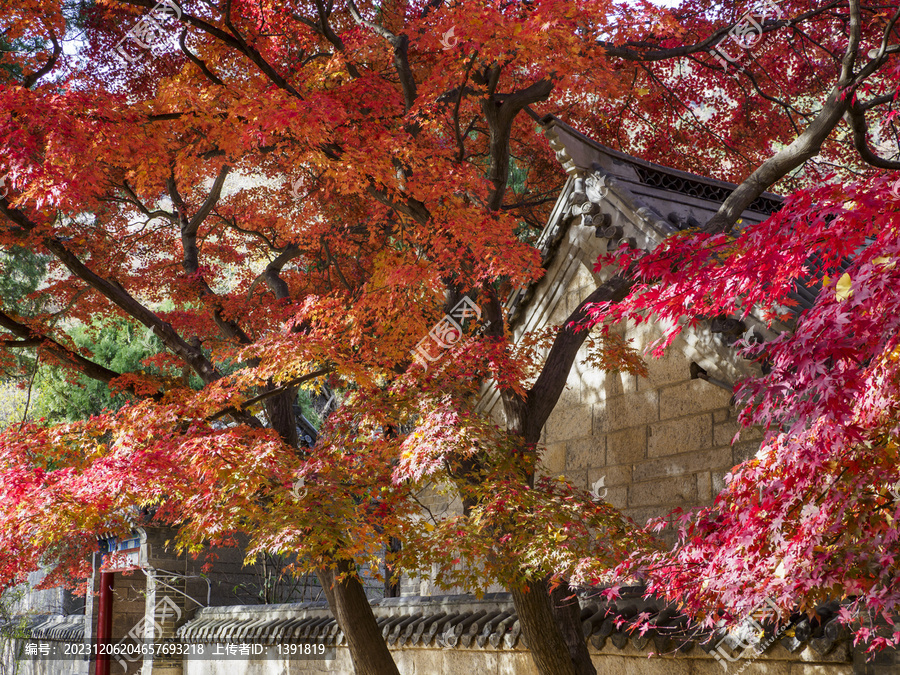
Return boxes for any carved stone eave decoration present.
[477,116,784,416]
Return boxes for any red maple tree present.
[2,1,899,674]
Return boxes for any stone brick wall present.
[526,258,761,528]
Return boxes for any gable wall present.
[526,253,762,527]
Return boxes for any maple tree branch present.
[218,0,303,98]
[599,2,843,62]
[703,3,865,235]
[858,88,900,112]
[21,30,60,89]
[207,367,333,422]
[217,213,277,250]
[0,203,223,385]
[522,275,635,444]
[188,164,230,234]
[480,76,554,210]
[346,0,395,41]
[345,0,416,112]
[453,54,478,163]
[365,184,430,225]
[0,338,42,348]
[840,0,862,83]
[165,165,252,344]
[391,35,418,114]
[292,0,361,79]
[261,245,301,300]
[846,102,900,171]
[116,181,178,224]
[323,239,353,291]
[117,0,303,99]
[178,29,224,86]
[849,5,900,85]
[623,64,762,168]
[0,310,126,389]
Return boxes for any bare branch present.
[207,367,333,422]
[846,102,900,170]
[703,0,864,234]
[21,30,60,89]
[523,275,634,444]
[178,29,225,85]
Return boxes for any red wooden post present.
[95,571,114,675]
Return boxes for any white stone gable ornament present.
[585,173,611,202]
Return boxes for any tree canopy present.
[1,0,899,673]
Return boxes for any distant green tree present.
[0,247,45,309]
[0,247,49,425]
[32,318,161,424]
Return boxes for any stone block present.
[713,409,729,423]
[691,658,789,675]
[399,647,439,674]
[567,436,605,470]
[612,372,639,396]
[538,443,566,474]
[648,414,712,458]
[605,392,659,431]
[497,650,540,675]
[606,427,647,465]
[571,261,599,290]
[565,469,588,490]
[622,504,665,526]
[638,353,693,390]
[589,464,632,487]
[443,649,499,675]
[790,665,852,675]
[588,654,641,675]
[714,419,762,447]
[632,447,734,482]
[697,471,712,502]
[733,440,761,465]
[567,289,586,314]
[591,656,694,675]
[547,298,572,324]
[712,470,728,495]
[628,477,697,508]
[545,405,593,442]
[659,380,732,420]
[600,485,627,509]
[580,366,614,405]
[558,369,582,407]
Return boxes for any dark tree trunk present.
[486,278,634,675]
[266,389,400,675]
[550,581,597,675]
[510,579,579,675]
[264,386,298,449]
[319,559,401,675]
[384,537,402,598]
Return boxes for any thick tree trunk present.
[510,579,579,675]
[550,581,597,675]
[319,559,401,675]
[487,278,634,675]
[266,389,400,675]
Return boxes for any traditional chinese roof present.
[4,614,87,641]
[506,115,783,329]
[174,591,852,662]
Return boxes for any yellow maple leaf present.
[835,272,853,301]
